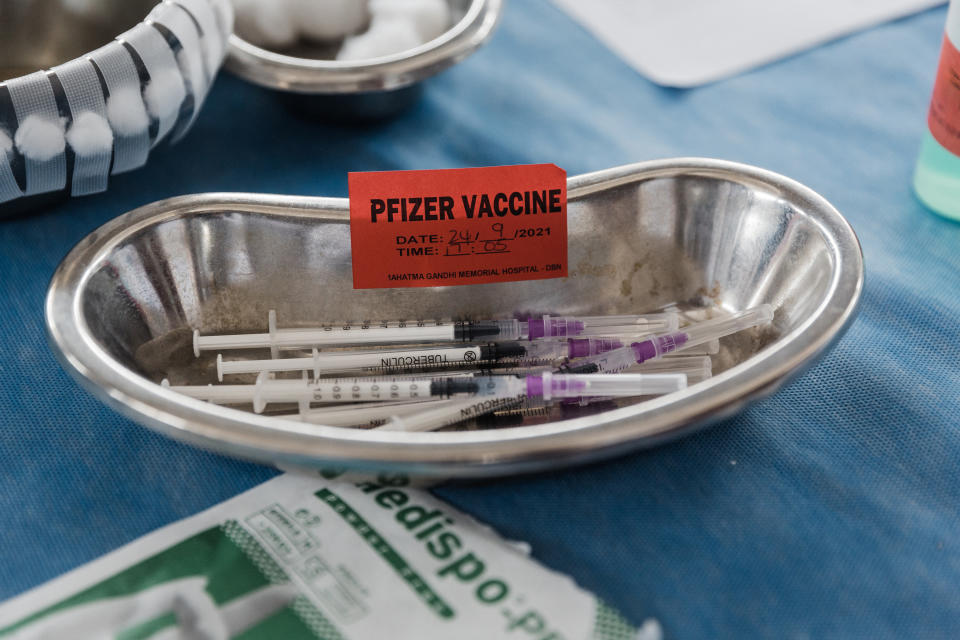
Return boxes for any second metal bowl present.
[224,0,504,118]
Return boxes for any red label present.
[348,165,568,289]
[929,34,960,157]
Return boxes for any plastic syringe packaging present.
[0,474,655,640]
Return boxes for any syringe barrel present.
[299,398,456,427]
[379,393,526,432]
[259,377,478,412]
[170,376,479,413]
[325,345,485,372]
[195,324,459,353]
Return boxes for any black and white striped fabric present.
[0,0,233,205]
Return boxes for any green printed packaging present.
[0,474,656,640]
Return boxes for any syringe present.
[215,338,625,380]
[192,311,679,354]
[563,305,773,374]
[378,372,688,432]
[164,374,481,413]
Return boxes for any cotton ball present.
[14,115,66,162]
[337,17,422,61]
[66,112,114,156]
[106,87,150,137]
[144,68,187,121]
[0,129,12,157]
[293,0,370,42]
[369,0,450,42]
[232,0,298,48]
[635,619,664,640]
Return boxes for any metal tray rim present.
[45,158,864,476]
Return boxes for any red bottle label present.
[929,34,960,157]
[348,165,568,289]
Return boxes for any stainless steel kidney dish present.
[45,159,863,477]
[224,0,504,119]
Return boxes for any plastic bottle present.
[914,1,960,221]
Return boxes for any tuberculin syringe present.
[192,311,678,355]
[165,374,482,413]
[166,368,688,416]
[215,338,625,380]
[378,372,689,433]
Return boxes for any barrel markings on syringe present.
[311,381,428,402]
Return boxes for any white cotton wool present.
[337,17,422,61]
[635,619,664,640]
[106,87,150,137]
[369,0,450,42]
[66,112,114,156]
[144,68,187,121]
[232,0,299,48]
[0,129,12,157]
[14,115,66,162]
[292,0,370,42]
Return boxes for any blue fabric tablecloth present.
[2,2,959,637]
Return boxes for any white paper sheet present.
[551,0,945,87]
